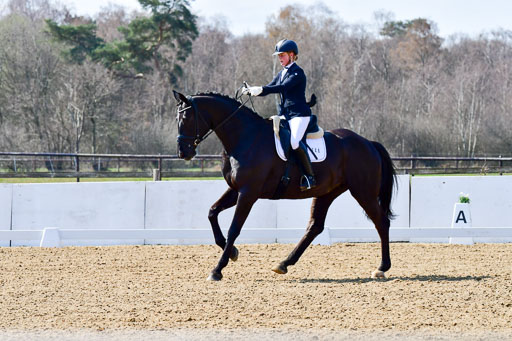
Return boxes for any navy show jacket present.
[259,63,312,119]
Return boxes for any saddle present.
[270,115,325,160]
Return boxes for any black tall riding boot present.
[293,144,316,191]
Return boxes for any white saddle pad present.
[274,134,327,162]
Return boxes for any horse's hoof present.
[371,270,386,279]
[230,246,239,262]
[272,263,287,274]
[207,272,223,281]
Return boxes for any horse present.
[173,90,396,281]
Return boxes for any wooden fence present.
[1,152,511,181]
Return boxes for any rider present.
[243,39,316,191]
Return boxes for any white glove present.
[242,86,263,96]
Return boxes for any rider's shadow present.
[287,275,492,284]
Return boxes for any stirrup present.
[300,175,316,191]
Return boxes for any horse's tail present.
[372,141,397,220]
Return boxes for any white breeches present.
[289,116,311,150]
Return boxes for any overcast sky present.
[60,0,512,38]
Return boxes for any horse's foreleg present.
[208,187,239,260]
[273,190,341,275]
[207,192,257,281]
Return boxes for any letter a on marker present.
[455,210,467,224]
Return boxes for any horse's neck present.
[208,102,267,155]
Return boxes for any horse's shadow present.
[287,275,492,284]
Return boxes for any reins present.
[178,94,252,147]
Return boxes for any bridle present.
[176,96,208,148]
[176,93,252,148]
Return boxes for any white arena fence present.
[1,175,512,247]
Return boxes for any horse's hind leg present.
[351,192,391,278]
[273,187,346,275]
[208,187,239,261]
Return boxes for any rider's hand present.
[242,86,263,96]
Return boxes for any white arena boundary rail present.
[1,175,512,247]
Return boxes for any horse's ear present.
[172,90,189,104]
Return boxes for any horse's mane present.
[194,92,265,121]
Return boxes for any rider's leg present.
[289,116,310,150]
[289,116,316,191]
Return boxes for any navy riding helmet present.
[272,39,298,56]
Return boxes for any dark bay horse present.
[173,90,396,281]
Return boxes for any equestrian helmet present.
[272,39,298,56]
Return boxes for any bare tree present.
[2,1,512,159]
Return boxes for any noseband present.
[177,95,251,148]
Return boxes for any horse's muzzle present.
[177,149,195,161]
[177,139,196,160]
[182,153,195,161]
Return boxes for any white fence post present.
[40,227,61,247]
[449,203,473,245]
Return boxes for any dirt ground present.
[0,243,511,340]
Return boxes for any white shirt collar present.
[280,62,295,81]
[284,62,295,70]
